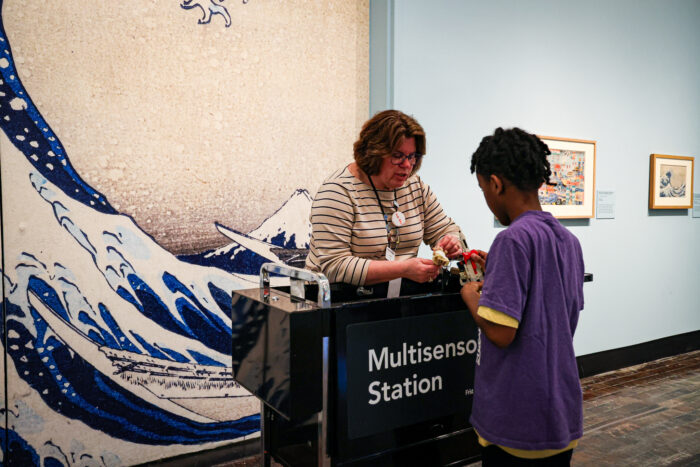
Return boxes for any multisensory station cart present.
[231,264,484,467]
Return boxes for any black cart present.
[231,264,481,466]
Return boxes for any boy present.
[461,128,585,466]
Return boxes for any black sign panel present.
[346,310,478,439]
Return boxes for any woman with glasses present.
[305,109,466,285]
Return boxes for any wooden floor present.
[214,350,700,467]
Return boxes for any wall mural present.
[0,0,368,465]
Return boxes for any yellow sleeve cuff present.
[477,306,519,329]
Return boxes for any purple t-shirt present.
[471,210,585,450]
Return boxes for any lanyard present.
[368,175,400,250]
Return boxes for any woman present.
[305,110,466,286]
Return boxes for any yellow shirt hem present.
[475,430,578,459]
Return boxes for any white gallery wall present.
[371,0,700,355]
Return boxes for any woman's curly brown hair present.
[353,110,426,176]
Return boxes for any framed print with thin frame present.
[649,154,694,209]
[537,135,597,218]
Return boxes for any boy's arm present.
[461,282,516,349]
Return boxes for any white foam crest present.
[19,159,253,365]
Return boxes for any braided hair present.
[470,127,554,190]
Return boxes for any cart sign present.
[346,310,478,438]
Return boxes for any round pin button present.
[391,211,406,227]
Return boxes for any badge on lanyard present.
[385,247,401,297]
[387,277,401,298]
[391,211,406,227]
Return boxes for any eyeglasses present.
[390,152,423,166]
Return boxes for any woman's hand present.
[401,257,441,283]
[436,235,462,258]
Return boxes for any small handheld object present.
[458,249,484,284]
[432,247,450,267]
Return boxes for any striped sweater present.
[305,165,462,285]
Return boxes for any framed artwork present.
[649,154,694,209]
[537,135,597,218]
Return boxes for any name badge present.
[385,247,401,297]
[387,278,401,298]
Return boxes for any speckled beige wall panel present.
[4,0,369,254]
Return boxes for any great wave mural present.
[0,1,368,465]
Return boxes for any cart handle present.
[259,263,331,309]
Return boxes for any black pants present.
[481,445,573,467]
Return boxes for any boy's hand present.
[460,281,483,314]
[468,250,488,271]
[436,235,462,258]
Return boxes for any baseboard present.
[576,330,700,378]
[137,438,259,467]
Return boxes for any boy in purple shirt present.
[461,128,585,466]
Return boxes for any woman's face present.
[373,137,417,190]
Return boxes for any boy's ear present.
[490,174,506,195]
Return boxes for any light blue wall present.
[372,0,700,355]
[369,0,393,115]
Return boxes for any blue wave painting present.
[0,1,310,463]
[659,166,686,198]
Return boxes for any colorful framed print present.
[537,136,597,218]
[649,154,694,209]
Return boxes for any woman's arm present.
[306,181,372,285]
[364,257,440,285]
